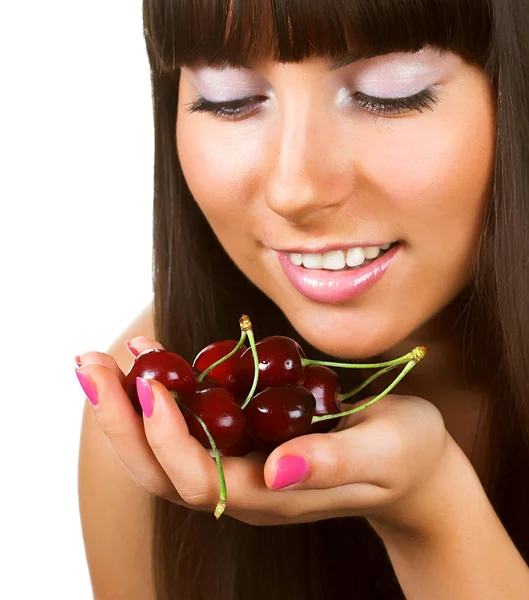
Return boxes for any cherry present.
[193,340,248,396]
[179,387,246,451]
[299,365,342,433]
[244,385,316,451]
[194,379,219,391]
[191,367,219,391]
[219,431,259,457]
[125,349,196,415]
[238,336,306,391]
[115,313,427,521]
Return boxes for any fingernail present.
[75,369,99,406]
[271,455,309,490]
[136,377,154,418]
[74,355,83,367]
[125,341,140,358]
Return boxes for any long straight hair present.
[141,1,529,597]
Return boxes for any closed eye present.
[185,87,440,121]
[185,96,267,120]
[352,88,440,117]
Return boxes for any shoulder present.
[114,301,156,350]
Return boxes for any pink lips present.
[277,243,401,304]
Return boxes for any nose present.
[264,97,353,225]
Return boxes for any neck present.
[374,289,485,394]
[349,290,492,487]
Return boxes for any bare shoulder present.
[117,302,156,346]
[78,301,157,600]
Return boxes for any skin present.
[176,46,496,480]
[76,46,498,532]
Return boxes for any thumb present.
[263,426,391,491]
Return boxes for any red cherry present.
[238,336,306,391]
[193,340,248,396]
[180,387,246,450]
[244,385,316,451]
[125,349,196,415]
[219,430,259,457]
[299,365,342,433]
[195,377,217,392]
[194,379,219,391]
[191,367,219,391]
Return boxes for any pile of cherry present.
[124,315,427,518]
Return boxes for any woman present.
[77,0,529,598]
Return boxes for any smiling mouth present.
[286,242,400,272]
[276,241,402,305]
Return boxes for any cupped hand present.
[76,339,457,531]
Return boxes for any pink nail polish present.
[271,455,309,490]
[136,377,154,418]
[75,369,99,406]
[125,341,140,358]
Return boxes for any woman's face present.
[176,46,495,358]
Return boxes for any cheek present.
[365,89,495,266]
[176,118,263,225]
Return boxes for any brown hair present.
[141,0,529,597]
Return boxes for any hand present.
[76,337,456,531]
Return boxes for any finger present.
[127,336,164,356]
[333,394,391,432]
[133,382,288,517]
[76,351,126,386]
[75,363,183,503]
[212,454,370,524]
[137,378,221,508]
[135,379,394,522]
[262,420,402,492]
[75,336,165,381]
[132,381,373,523]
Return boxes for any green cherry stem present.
[196,329,248,383]
[336,363,401,404]
[178,400,227,520]
[311,346,428,424]
[240,315,259,410]
[302,351,415,371]
[312,359,417,424]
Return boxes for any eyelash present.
[186,88,440,121]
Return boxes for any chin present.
[284,310,406,360]
[302,335,396,360]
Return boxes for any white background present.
[1,2,154,597]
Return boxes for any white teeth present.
[302,253,323,269]
[346,247,366,267]
[321,250,346,270]
[288,243,395,269]
[289,253,303,266]
[363,246,381,260]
